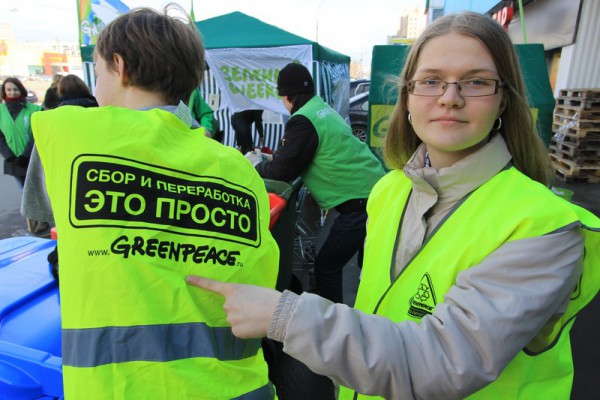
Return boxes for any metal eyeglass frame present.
[407,79,504,97]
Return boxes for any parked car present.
[349,92,369,142]
[26,88,39,104]
[350,79,370,97]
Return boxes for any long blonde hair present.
[384,12,552,186]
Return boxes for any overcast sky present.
[0,0,424,65]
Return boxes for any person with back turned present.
[247,62,385,305]
[32,6,279,399]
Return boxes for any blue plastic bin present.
[0,237,63,400]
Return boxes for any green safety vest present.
[294,96,385,210]
[33,106,279,400]
[0,102,41,155]
[340,167,600,400]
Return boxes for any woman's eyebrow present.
[415,68,498,75]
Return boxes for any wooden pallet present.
[556,97,600,110]
[552,125,600,139]
[552,133,600,151]
[553,115,600,129]
[553,168,600,184]
[549,154,600,176]
[553,105,600,119]
[549,143,600,163]
[550,138,600,154]
[551,135,600,150]
[558,88,600,100]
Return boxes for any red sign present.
[492,6,514,30]
[43,52,68,75]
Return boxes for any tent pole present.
[518,0,527,43]
[314,61,321,97]
[316,0,325,42]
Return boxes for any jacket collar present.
[404,134,512,204]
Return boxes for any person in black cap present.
[246,62,385,305]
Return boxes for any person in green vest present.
[246,62,386,305]
[188,86,220,138]
[1,76,49,235]
[0,76,41,188]
[187,11,600,399]
[32,6,278,400]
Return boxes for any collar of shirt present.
[138,104,201,129]
[404,134,512,205]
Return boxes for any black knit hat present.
[277,63,315,96]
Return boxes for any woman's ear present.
[113,54,129,86]
[282,96,293,112]
[497,95,508,118]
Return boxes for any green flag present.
[77,0,130,46]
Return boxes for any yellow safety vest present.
[340,167,600,400]
[33,106,279,400]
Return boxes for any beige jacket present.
[268,134,584,399]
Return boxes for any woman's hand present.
[186,275,281,338]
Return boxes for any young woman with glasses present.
[186,11,600,399]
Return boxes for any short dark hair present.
[96,5,205,105]
[51,74,63,87]
[58,74,91,97]
[1,77,27,100]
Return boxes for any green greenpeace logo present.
[70,155,261,247]
[407,273,437,319]
[370,105,394,148]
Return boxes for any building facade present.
[387,6,427,46]
[0,23,82,79]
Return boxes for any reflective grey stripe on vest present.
[232,383,275,400]
[62,322,262,367]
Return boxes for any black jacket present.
[255,95,319,182]
[255,114,318,182]
[58,92,99,108]
[42,86,61,110]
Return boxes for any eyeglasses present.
[407,78,504,97]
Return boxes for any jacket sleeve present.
[0,128,16,160]
[21,145,54,223]
[270,229,584,400]
[255,115,318,182]
[21,137,34,158]
[20,106,40,158]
